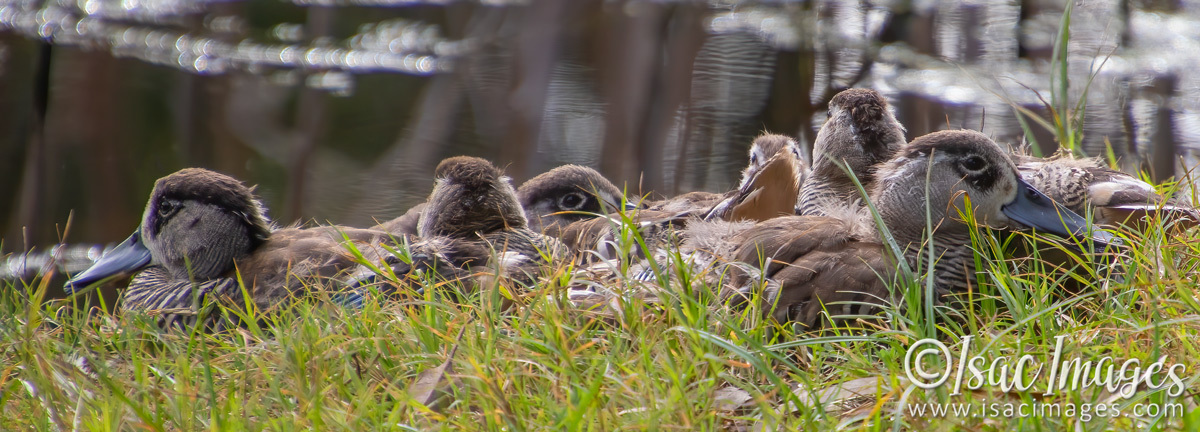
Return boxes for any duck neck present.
[875,200,978,297]
[897,229,978,297]
[798,173,852,216]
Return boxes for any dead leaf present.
[407,326,467,413]
[713,385,755,411]
[790,376,898,417]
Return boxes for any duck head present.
[871,130,1115,245]
[707,133,807,222]
[65,168,272,293]
[737,133,807,190]
[812,88,906,177]
[420,156,528,238]
[517,164,635,233]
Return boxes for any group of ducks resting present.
[64,88,1195,332]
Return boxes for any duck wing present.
[729,216,897,330]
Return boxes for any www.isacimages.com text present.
[905,400,1184,421]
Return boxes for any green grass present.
[4,4,1200,428]
[2,196,1200,431]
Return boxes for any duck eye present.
[157,199,180,218]
[961,156,987,172]
[559,192,586,210]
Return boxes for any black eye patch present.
[961,165,1001,191]
[149,198,184,236]
[961,155,987,171]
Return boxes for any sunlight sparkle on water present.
[0,0,458,93]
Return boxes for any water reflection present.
[2,0,1200,285]
[0,0,449,81]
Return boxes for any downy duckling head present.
[420,156,528,238]
[737,133,807,190]
[812,88,906,173]
[799,88,907,217]
[707,133,807,222]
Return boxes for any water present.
[3,0,1200,285]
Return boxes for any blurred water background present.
[3,0,1200,291]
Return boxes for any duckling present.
[374,165,632,238]
[719,130,1112,329]
[798,88,906,217]
[516,164,636,237]
[705,134,808,222]
[559,133,806,264]
[799,88,1193,231]
[64,168,395,329]
[367,157,568,297]
[647,133,809,217]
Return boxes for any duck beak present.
[64,229,153,294]
[1002,178,1119,247]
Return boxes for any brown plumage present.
[799,89,1194,230]
[646,191,723,214]
[383,157,569,293]
[557,209,688,263]
[705,133,807,222]
[1014,152,1198,230]
[65,168,396,329]
[559,133,807,262]
[720,130,1107,329]
[724,216,895,327]
[375,164,628,239]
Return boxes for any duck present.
[356,156,569,300]
[798,87,907,217]
[800,88,1195,230]
[374,164,632,238]
[558,133,806,264]
[1014,152,1198,230]
[714,130,1113,329]
[645,133,809,217]
[64,168,396,329]
[516,164,637,237]
[704,133,808,222]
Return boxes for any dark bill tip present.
[1002,178,1120,248]
[64,230,152,294]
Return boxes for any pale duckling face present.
[66,168,273,292]
[872,130,1115,244]
[739,134,806,190]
